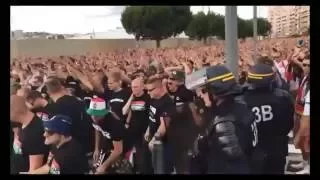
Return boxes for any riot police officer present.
[186,65,257,174]
[244,63,294,174]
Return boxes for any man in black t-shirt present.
[87,98,131,174]
[24,115,88,174]
[122,77,153,173]
[10,82,22,159]
[106,71,132,124]
[45,77,94,155]
[145,76,176,174]
[10,95,49,174]
[166,71,198,174]
[65,76,83,98]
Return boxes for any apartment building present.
[268,6,310,37]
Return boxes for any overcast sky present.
[11,6,268,34]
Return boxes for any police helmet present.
[185,65,241,97]
[247,63,275,88]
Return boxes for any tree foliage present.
[186,13,272,41]
[257,18,272,36]
[121,6,272,46]
[170,6,192,37]
[121,6,144,41]
[121,6,192,47]
[185,12,210,44]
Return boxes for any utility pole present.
[253,6,258,64]
[225,6,239,80]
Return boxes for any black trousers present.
[135,141,154,174]
[263,156,286,174]
[169,127,197,174]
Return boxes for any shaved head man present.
[131,77,145,97]
[10,95,48,174]
[122,77,152,173]
[144,75,176,173]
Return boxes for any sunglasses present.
[147,87,156,92]
[297,58,304,62]
[303,64,310,67]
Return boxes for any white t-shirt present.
[303,90,310,116]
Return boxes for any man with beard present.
[165,70,198,174]
[10,95,49,174]
[25,90,57,121]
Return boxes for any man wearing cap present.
[87,97,130,174]
[166,70,198,174]
[26,115,89,174]
[244,63,294,174]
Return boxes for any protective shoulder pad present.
[233,95,247,106]
[214,121,243,159]
[213,114,236,125]
[273,88,291,99]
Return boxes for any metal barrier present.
[152,133,164,174]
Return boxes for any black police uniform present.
[274,70,290,92]
[244,63,294,174]
[186,65,257,174]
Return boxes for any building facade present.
[268,6,310,37]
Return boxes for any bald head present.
[131,77,145,97]
[10,95,29,122]
[132,77,144,86]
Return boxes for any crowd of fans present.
[10,36,310,174]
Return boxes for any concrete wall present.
[10,38,207,59]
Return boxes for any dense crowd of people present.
[10,36,310,174]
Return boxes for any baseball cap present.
[43,115,72,136]
[169,70,185,82]
[86,98,109,117]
